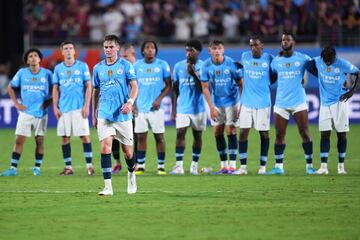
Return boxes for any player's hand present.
[187,63,196,77]
[171,110,176,122]
[340,91,354,102]
[210,107,219,122]
[132,105,138,117]
[151,100,161,111]
[82,106,89,118]
[40,99,52,110]
[92,116,98,129]
[121,102,133,114]
[15,103,27,111]
[53,106,62,120]
[235,105,241,121]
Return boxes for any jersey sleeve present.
[172,62,179,83]
[200,62,209,82]
[83,63,91,82]
[10,69,22,88]
[92,66,100,89]
[341,59,359,74]
[126,62,137,82]
[162,61,171,79]
[52,66,59,85]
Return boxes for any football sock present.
[260,137,269,166]
[215,135,227,164]
[35,153,43,167]
[11,152,21,168]
[228,134,237,162]
[136,150,146,166]
[157,152,165,168]
[101,153,111,179]
[302,141,313,165]
[320,138,330,163]
[274,143,286,165]
[337,137,347,163]
[112,139,120,164]
[83,142,93,164]
[125,155,135,172]
[192,147,201,162]
[62,143,72,167]
[176,146,185,162]
[238,140,248,165]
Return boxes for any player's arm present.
[121,79,138,114]
[92,88,99,128]
[201,81,218,121]
[188,64,202,90]
[82,80,92,118]
[340,71,360,102]
[52,84,61,119]
[306,59,318,77]
[7,83,26,111]
[152,77,171,111]
[171,81,179,121]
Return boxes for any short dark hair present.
[282,32,295,41]
[23,48,43,64]
[141,40,158,56]
[321,46,336,63]
[249,35,261,42]
[120,42,135,51]
[185,39,202,52]
[104,34,120,45]
[60,41,75,49]
[208,39,224,47]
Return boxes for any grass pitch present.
[0,125,359,240]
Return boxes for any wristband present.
[127,98,134,105]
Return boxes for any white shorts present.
[176,112,207,131]
[274,103,308,120]
[97,119,134,146]
[238,106,270,131]
[15,112,48,137]
[134,109,165,134]
[210,103,240,126]
[57,109,90,137]
[319,101,349,132]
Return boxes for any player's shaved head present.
[321,46,336,66]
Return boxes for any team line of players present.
[1,33,359,196]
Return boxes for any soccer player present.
[52,41,95,176]
[268,32,317,175]
[92,34,138,195]
[133,40,172,175]
[200,40,242,174]
[0,48,52,176]
[235,36,274,175]
[314,46,359,175]
[169,39,205,175]
[112,43,138,174]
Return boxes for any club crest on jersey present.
[32,77,37,82]
[117,68,123,74]
[286,62,290,68]
[108,70,113,77]
[326,67,331,72]
[74,70,80,75]
[67,70,71,76]
[224,69,230,74]
[262,62,268,68]
[146,68,151,74]
[154,67,160,73]
[253,62,258,67]
[294,61,300,67]
[216,70,221,76]
[334,67,340,73]
[40,77,46,83]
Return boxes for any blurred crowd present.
[24,0,360,46]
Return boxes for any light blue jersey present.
[53,60,91,113]
[314,56,359,106]
[241,51,273,109]
[271,51,313,108]
[134,58,171,113]
[93,58,136,122]
[173,59,205,114]
[10,67,52,118]
[200,56,241,108]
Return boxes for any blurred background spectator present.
[19,0,360,46]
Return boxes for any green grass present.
[0,125,360,240]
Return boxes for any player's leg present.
[258,131,269,174]
[0,135,26,176]
[189,112,206,175]
[111,139,122,173]
[80,135,95,175]
[135,132,147,174]
[214,124,228,174]
[33,135,44,176]
[235,106,251,175]
[226,124,238,173]
[293,109,316,174]
[337,132,347,174]
[150,109,166,174]
[170,127,187,174]
[154,133,166,174]
[59,136,74,175]
[318,131,331,174]
[98,136,114,196]
[267,110,288,175]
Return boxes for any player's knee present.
[154,134,164,143]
